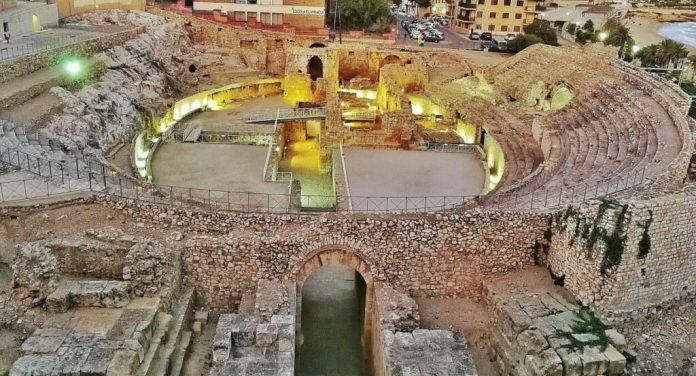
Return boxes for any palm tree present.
[688,54,696,81]
[657,39,689,69]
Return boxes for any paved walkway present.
[0,27,106,61]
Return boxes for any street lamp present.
[598,32,608,41]
[632,45,640,54]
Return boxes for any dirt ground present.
[416,266,571,376]
[183,323,215,376]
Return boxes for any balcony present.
[457,0,476,9]
[456,14,475,22]
[525,4,545,12]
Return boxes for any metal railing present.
[0,136,647,213]
[0,26,142,62]
[246,107,328,123]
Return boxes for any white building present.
[1,0,59,41]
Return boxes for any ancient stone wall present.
[546,185,696,328]
[0,26,145,84]
[98,196,550,314]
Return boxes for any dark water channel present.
[296,266,369,376]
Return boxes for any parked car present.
[504,33,516,41]
[469,32,481,40]
[422,32,443,43]
[480,32,493,40]
[410,30,423,39]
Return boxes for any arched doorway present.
[309,42,326,48]
[307,56,323,81]
[379,54,403,68]
[293,246,377,376]
[296,265,368,375]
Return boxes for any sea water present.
[658,22,696,49]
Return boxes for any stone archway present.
[379,54,403,68]
[307,55,323,81]
[293,245,377,368]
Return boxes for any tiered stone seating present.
[491,76,686,208]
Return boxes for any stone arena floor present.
[177,96,292,133]
[342,149,485,199]
[151,143,288,195]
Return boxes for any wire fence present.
[0,33,96,62]
[0,137,647,212]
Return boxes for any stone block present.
[232,321,256,347]
[579,347,609,376]
[499,302,532,338]
[603,345,627,375]
[518,295,552,318]
[9,354,59,376]
[46,287,72,313]
[271,314,294,325]
[106,349,139,376]
[192,321,202,334]
[194,310,209,322]
[124,339,145,363]
[55,346,92,374]
[556,348,582,376]
[21,335,65,353]
[212,330,231,363]
[516,329,549,356]
[604,329,627,352]
[538,294,569,314]
[277,324,294,353]
[255,324,278,347]
[524,348,563,376]
[81,347,115,375]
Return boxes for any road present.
[394,16,480,50]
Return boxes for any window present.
[515,13,522,19]
[488,24,495,31]
[234,11,246,21]
[478,0,485,4]
[504,0,511,5]
[272,13,283,25]
[516,0,524,5]
[2,22,8,33]
[476,11,483,17]
[491,0,498,4]
[259,12,272,25]
[513,25,521,32]
[502,12,509,18]
[475,24,483,30]
[489,12,496,18]
[501,25,508,31]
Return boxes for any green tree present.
[656,39,689,68]
[582,19,594,32]
[565,23,577,35]
[339,0,394,32]
[523,19,558,46]
[636,44,661,67]
[507,34,543,52]
[687,54,696,81]
[601,19,632,58]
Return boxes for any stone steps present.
[136,312,174,376]
[138,287,195,376]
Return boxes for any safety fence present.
[0,141,647,212]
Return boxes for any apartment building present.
[193,0,326,29]
[451,0,539,35]
[1,0,58,40]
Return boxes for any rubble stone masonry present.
[99,196,549,313]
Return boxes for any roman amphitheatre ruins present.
[0,7,696,376]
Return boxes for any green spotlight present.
[65,60,82,76]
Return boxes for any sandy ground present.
[151,143,289,194]
[417,266,571,376]
[343,149,485,199]
[183,324,215,376]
